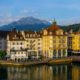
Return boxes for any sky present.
[0,0,80,25]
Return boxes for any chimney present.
[12,28,16,32]
[21,31,25,38]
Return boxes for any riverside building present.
[6,29,42,60]
[68,29,80,55]
[42,20,68,58]
[4,20,69,60]
[7,29,27,60]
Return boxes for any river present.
[0,63,80,80]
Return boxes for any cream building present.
[7,29,27,60]
[24,31,42,59]
[7,29,42,60]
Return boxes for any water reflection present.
[0,66,7,80]
[72,64,80,80]
[0,63,80,80]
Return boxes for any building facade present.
[68,29,80,55]
[42,21,68,58]
[3,21,72,60]
[7,29,27,60]
[24,31,42,59]
[6,29,42,60]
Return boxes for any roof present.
[47,24,60,31]
[8,30,24,41]
[43,22,67,35]
[24,31,42,38]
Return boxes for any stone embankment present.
[72,56,80,62]
[0,57,73,66]
[0,56,80,66]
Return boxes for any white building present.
[7,29,27,60]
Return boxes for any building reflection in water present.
[72,64,80,80]
[0,63,79,80]
[0,66,7,80]
[7,64,72,80]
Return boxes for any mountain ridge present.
[0,16,80,32]
[0,17,51,31]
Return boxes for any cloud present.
[21,9,29,14]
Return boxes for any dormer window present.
[26,34,29,37]
[15,35,16,38]
[38,35,40,37]
[30,34,32,37]
[43,30,48,35]
[33,34,35,37]
[20,37,22,39]
[49,32,52,35]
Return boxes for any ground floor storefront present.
[43,49,67,58]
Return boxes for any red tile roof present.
[47,24,60,31]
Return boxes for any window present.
[20,42,23,45]
[38,39,40,41]
[20,47,22,50]
[38,43,40,45]
[26,40,29,42]
[27,44,29,46]
[50,40,52,43]
[53,40,56,43]
[26,34,29,37]
[33,34,35,37]
[17,43,19,45]
[30,34,32,37]
[38,47,40,50]
[20,37,22,39]
[13,43,15,45]
[50,45,52,47]
[12,47,15,50]
[49,32,52,35]
[38,35,40,37]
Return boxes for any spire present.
[52,18,57,25]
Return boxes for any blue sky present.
[0,0,80,25]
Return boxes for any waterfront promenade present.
[72,56,80,62]
[0,57,72,66]
[0,56,80,66]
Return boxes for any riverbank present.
[0,60,48,66]
[48,57,72,65]
[0,57,73,66]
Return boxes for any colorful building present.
[6,21,68,60]
[68,29,80,55]
[42,21,68,58]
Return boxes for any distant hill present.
[0,16,51,31]
[0,16,80,32]
[60,23,80,32]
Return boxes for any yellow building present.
[68,29,80,55]
[42,21,68,58]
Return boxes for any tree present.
[0,50,6,59]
